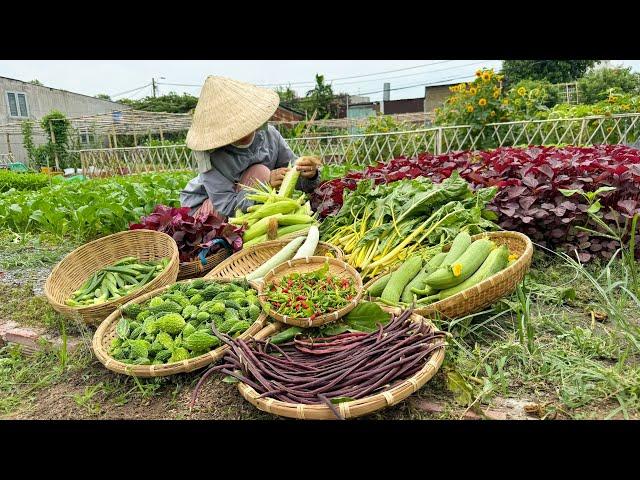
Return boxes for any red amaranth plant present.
[130,205,245,263]
[311,145,640,261]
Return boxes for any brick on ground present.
[0,320,19,347]
[1,322,82,355]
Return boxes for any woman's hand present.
[296,156,322,179]
[270,167,289,188]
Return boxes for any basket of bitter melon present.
[92,278,267,377]
[364,231,533,320]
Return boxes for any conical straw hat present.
[186,76,280,151]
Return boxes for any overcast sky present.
[1,60,639,103]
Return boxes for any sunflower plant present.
[434,68,506,130]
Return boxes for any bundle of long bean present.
[190,308,445,419]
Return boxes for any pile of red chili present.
[191,308,446,419]
[264,271,357,319]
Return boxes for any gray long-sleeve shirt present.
[180,125,320,218]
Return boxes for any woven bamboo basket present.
[44,230,180,325]
[204,240,343,280]
[237,306,446,420]
[256,256,363,328]
[414,231,532,319]
[177,249,231,280]
[92,278,268,377]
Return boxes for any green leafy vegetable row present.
[0,170,52,193]
[0,172,193,240]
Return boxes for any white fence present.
[70,113,640,176]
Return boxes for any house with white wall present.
[0,76,128,165]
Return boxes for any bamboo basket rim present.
[44,229,180,324]
[363,231,533,319]
[237,306,446,420]
[255,256,363,328]
[204,239,344,280]
[92,277,267,377]
[177,248,232,280]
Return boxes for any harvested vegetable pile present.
[66,256,169,307]
[312,145,640,261]
[109,279,261,365]
[262,260,357,320]
[131,205,244,263]
[191,308,445,419]
[320,172,499,279]
[229,162,317,246]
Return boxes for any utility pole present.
[151,77,165,98]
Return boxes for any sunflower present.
[490,111,496,117]
[475,70,482,77]
[478,98,487,107]
[607,127,614,132]
[466,105,474,113]
[517,86,527,97]
[502,99,510,105]
[469,87,478,95]
[481,71,491,82]
[493,90,501,99]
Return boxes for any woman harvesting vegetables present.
[180,76,322,219]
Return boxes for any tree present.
[276,85,298,104]
[95,93,112,100]
[29,79,43,86]
[118,92,198,113]
[304,74,334,118]
[502,60,598,85]
[577,67,640,103]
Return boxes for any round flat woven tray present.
[204,240,343,280]
[256,256,363,328]
[364,231,533,320]
[45,229,180,325]
[177,248,231,280]
[237,306,446,420]
[92,278,267,377]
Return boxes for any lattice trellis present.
[70,113,640,177]
[77,146,195,177]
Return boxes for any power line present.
[326,60,496,88]
[156,61,491,92]
[111,83,153,98]
[254,61,457,87]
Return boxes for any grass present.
[1,229,639,419]
[0,230,78,270]
[437,247,640,419]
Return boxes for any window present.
[5,92,29,118]
[79,128,94,145]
